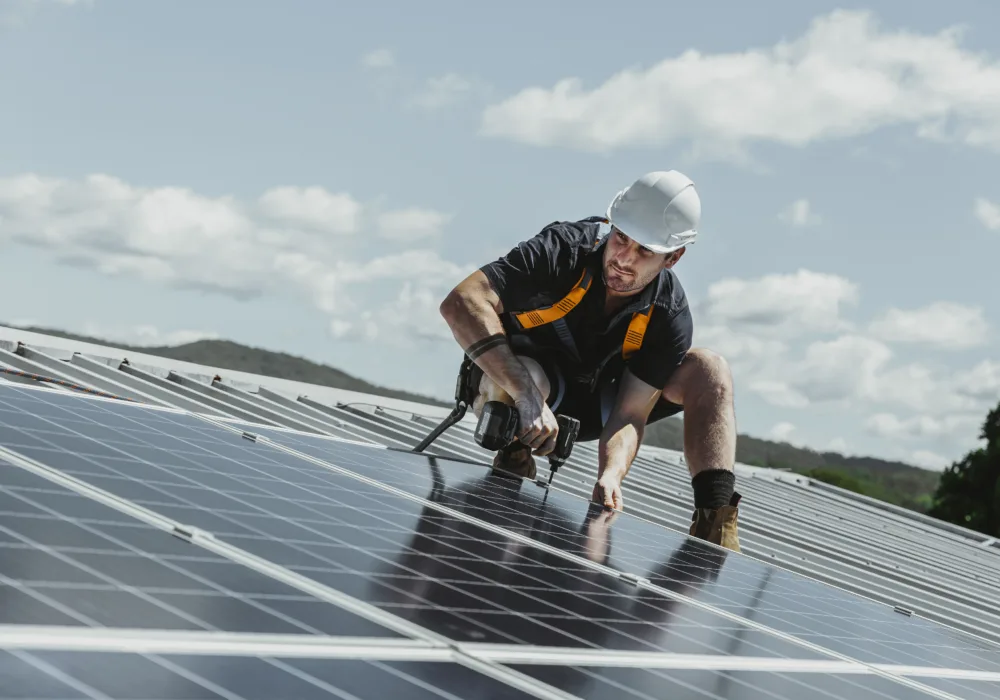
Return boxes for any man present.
[438,171,741,552]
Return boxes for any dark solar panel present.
[2,382,999,700]
[193,417,1000,672]
[0,457,403,638]
[0,385,810,659]
[508,664,939,700]
[0,650,538,700]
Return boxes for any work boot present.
[490,441,537,480]
[689,492,742,553]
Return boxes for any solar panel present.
[0,650,541,700]
[0,384,813,660]
[189,417,1000,672]
[0,457,404,637]
[507,664,944,700]
[2,381,1000,699]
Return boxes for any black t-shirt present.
[480,219,693,392]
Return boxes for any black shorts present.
[534,355,684,443]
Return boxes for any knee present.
[675,348,733,406]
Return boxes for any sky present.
[1,0,999,472]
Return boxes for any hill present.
[641,419,940,512]
[6,324,451,408]
[6,323,941,512]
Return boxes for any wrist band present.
[466,333,508,360]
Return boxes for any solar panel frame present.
[0,456,418,640]
[0,387,819,661]
[0,381,996,699]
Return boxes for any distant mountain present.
[7,324,452,408]
[641,418,941,512]
[7,323,941,512]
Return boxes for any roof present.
[0,325,998,699]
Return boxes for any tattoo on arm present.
[466,333,508,360]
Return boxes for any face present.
[602,227,684,295]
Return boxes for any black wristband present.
[466,333,507,361]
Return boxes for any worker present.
[438,171,741,552]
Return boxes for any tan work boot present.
[689,492,742,553]
[490,441,537,480]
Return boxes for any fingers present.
[519,414,558,451]
[533,430,557,456]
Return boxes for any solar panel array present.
[1,335,1000,699]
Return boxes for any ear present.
[663,247,686,269]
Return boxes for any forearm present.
[440,286,540,402]
[598,416,644,483]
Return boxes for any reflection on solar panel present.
[2,338,1000,700]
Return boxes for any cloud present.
[975,197,1000,230]
[769,421,797,442]
[376,208,453,241]
[866,412,982,444]
[907,450,952,471]
[826,437,849,453]
[868,302,989,349]
[0,173,468,346]
[257,186,362,234]
[410,73,475,111]
[78,323,221,348]
[778,198,821,227]
[480,10,1000,157]
[697,269,858,337]
[361,48,394,69]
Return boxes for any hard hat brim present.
[607,217,695,255]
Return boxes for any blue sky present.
[2,0,999,470]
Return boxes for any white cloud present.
[0,173,468,346]
[778,198,821,227]
[78,323,220,348]
[411,73,475,111]
[697,269,858,337]
[376,208,453,241]
[257,186,362,235]
[747,380,809,409]
[361,48,394,69]
[908,450,952,471]
[790,335,894,404]
[951,360,1000,404]
[866,412,982,444]
[868,302,989,349]
[975,197,1000,230]
[826,437,849,453]
[480,10,1000,157]
[769,421,797,442]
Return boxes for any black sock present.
[691,469,736,510]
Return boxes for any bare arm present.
[593,370,661,509]
[438,270,538,402]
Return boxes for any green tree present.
[927,401,1000,537]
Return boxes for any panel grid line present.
[169,419,969,700]
[0,383,984,700]
[0,394,827,662]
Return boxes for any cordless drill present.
[474,401,580,484]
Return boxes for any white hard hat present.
[606,170,701,254]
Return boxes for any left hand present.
[592,474,623,511]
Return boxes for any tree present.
[927,401,1000,537]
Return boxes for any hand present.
[513,391,559,455]
[592,474,624,511]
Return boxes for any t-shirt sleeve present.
[479,224,578,310]
[626,304,693,391]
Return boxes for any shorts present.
[534,354,684,443]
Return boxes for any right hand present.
[514,391,559,456]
